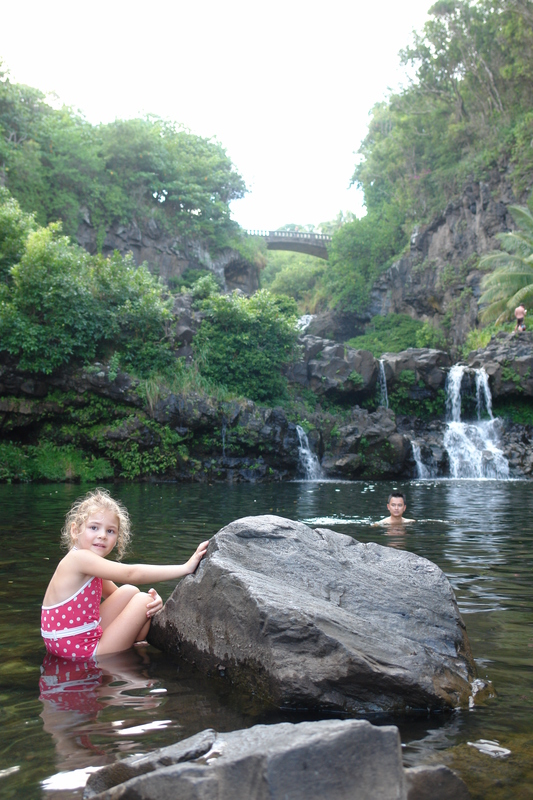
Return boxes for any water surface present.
[0,480,532,799]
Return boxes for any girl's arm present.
[72,540,209,585]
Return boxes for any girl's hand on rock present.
[146,588,163,617]
[186,540,209,574]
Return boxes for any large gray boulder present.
[381,348,451,392]
[83,718,470,800]
[285,335,378,400]
[148,515,475,713]
[321,406,411,479]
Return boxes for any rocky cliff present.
[308,170,523,346]
[1,327,532,483]
[76,212,260,294]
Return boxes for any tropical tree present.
[478,205,533,322]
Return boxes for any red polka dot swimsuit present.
[41,576,103,660]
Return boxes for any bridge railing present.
[246,230,332,242]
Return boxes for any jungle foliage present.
[478,205,533,322]
[194,290,300,404]
[319,0,533,315]
[347,314,446,357]
[0,189,174,376]
[0,65,246,250]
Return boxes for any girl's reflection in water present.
[39,647,163,778]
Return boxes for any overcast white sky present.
[1,1,433,231]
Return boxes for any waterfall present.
[443,365,509,479]
[411,441,430,478]
[221,418,227,458]
[378,360,389,409]
[296,314,314,331]
[296,425,323,480]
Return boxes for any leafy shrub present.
[347,314,427,356]
[319,206,407,313]
[0,441,113,482]
[194,290,299,403]
[167,268,212,292]
[0,207,173,376]
[191,273,222,302]
[462,322,514,356]
[415,322,447,350]
[261,251,326,309]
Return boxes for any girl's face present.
[72,508,119,557]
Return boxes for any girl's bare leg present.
[99,584,140,629]
[97,591,152,656]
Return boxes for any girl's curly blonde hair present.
[61,489,131,560]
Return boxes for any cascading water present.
[378,360,389,409]
[443,364,509,479]
[296,424,323,480]
[411,441,431,478]
[296,314,315,331]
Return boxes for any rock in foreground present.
[149,516,475,712]
[84,719,470,800]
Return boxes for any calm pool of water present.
[0,480,532,799]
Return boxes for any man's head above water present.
[387,491,407,518]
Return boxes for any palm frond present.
[481,269,533,292]
[508,205,533,237]
[507,285,533,308]
[479,253,524,271]
[479,298,511,323]
[503,232,533,254]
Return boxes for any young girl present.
[41,489,208,660]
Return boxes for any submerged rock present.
[84,718,471,800]
[148,515,476,713]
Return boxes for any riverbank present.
[1,332,532,483]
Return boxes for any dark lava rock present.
[467,331,533,397]
[148,515,476,713]
[84,720,470,800]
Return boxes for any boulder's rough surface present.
[77,215,260,294]
[285,335,378,401]
[381,348,451,391]
[321,406,412,479]
[149,515,475,713]
[405,765,471,800]
[83,719,406,800]
[467,331,533,397]
[83,720,471,800]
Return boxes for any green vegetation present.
[462,321,513,355]
[346,314,446,356]
[386,370,446,418]
[0,191,174,376]
[479,205,533,322]
[194,290,299,404]
[0,441,113,483]
[492,396,533,425]
[0,64,245,251]
[261,250,326,310]
[252,4,533,327]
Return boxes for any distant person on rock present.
[374,491,415,528]
[514,304,527,333]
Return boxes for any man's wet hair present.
[388,491,406,504]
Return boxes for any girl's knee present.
[119,584,140,600]
[128,591,151,612]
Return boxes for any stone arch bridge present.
[247,230,331,259]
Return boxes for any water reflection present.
[39,648,163,796]
[0,480,532,800]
